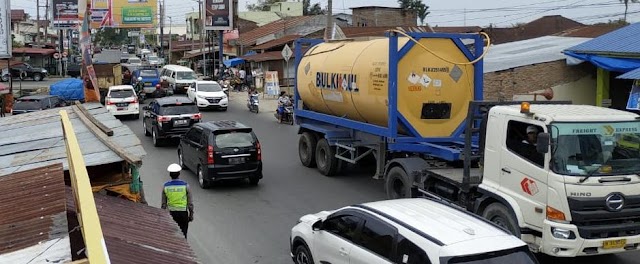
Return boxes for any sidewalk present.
[228,91,280,114]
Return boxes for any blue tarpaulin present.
[223,58,245,67]
[50,78,84,101]
[564,51,640,73]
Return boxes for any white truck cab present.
[479,103,640,256]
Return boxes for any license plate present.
[145,82,152,86]
[117,107,125,111]
[603,239,626,249]
[228,157,245,165]
[174,119,189,126]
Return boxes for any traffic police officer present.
[161,163,194,238]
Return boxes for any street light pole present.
[200,0,206,77]
[168,16,173,64]
[160,0,165,58]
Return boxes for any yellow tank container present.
[297,37,476,138]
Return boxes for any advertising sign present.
[0,0,10,59]
[205,0,233,31]
[52,0,80,29]
[627,85,640,111]
[265,71,280,96]
[90,0,110,28]
[112,0,157,28]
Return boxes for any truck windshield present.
[551,121,640,176]
[177,72,197,80]
[444,246,537,264]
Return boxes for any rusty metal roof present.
[239,16,316,46]
[66,189,199,264]
[0,164,72,262]
[251,35,302,51]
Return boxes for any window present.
[177,71,197,80]
[356,217,396,259]
[395,236,430,264]
[139,70,158,77]
[159,104,199,115]
[215,131,255,149]
[197,83,223,92]
[506,120,544,167]
[185,128,202,143]
[323,215,361,242]
[109,89,135,98]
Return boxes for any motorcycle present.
[247,93,259,113]
[221,80,230,96]
[275,102,294,125]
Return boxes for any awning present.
[564,51,640,72]
[224,58,245,67]
[618,67,640,79]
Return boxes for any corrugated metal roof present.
[12,48,57,55]
[242,51,286,62]
[0,103,146,176]
[251,35,301,51]
[0,164,71,262]
[484,36,591,73]
[65,189,199,264]
[617,67,640,79]
[238,16,316,46]
[564,22,640,55]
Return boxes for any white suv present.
[187,81,228,111]
[290,198,538,264]
[105,85,140,119]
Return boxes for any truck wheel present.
[482,203,521,237]
[1,74,8,82]
[299,132,317,168]
[315,138,339,176]
[385,167,413,199]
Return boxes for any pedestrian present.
[0,94,5,117]
[161,163,194,239]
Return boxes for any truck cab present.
[474,103,640,256]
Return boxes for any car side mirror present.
[312,220,323,231]
[537,132,550,154]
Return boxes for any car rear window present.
[215,131,255,149]
[18,98,41,102]
[139,70,158,77]
[159,104,199,115]
[109,89,135,98]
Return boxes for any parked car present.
[11,95,65,115]
[290,198,539,264]
[143,96,201,147]
[178,120,262,189]
[2,62,48,82]
[132,68,161,96]
[105,85,140,119]
[66,62,81,78]
[186,81,228,111]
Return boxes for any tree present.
[303,0,325,15]
[94,28,132,47]
[620,0,640,22]
[246,0,286,11]
[398,0,430,24]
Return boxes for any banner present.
[90,0,110,28]
[52,0,80,29]
[205,0,233,31]
[265,71,280,96]
[0,0,10,59]
[627,85,640,111]
[92,0,157,28]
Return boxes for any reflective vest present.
[164,180,188,211]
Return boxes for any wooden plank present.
[0,118,130,146]
[72,106,143,165]
[75,101,114,136]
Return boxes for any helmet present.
[167,163,182,173]
[161,76,167,81]
[137,76,143,81]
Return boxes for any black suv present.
[178,120,263,189]
[2,62,48,81]
[12,95,65,115]
[142,96,201,147]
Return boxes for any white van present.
[160,65,197,94]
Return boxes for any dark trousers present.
[170,211,189,238]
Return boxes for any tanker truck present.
[292,32,640,257]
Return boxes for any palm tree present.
[621,0,640,22]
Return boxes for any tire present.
[299,132,317,168]
[293,244,314,264]
[1,74,8,82]
[385,167,413,199]
[482,203,521,237]
[315,138,339,176]
[248,175,260,185]
[32,73,43,81]
[143,121,150,136]
[178,149,186,170]
[133,114,140,119]
[152,127,163,147]
[197,165,210,189]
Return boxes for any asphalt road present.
[120,94,639,264]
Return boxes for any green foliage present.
[246,0,286,11]
[94,28,134,47]
[398,0,430,25]
[303,0,325,15]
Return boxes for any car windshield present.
[159,104,199,115]
[149,56,158,61]
[109,89,135,98]
[551,121,640,176]
[139,70,158,77]
[177,71,197,80]
[198,83,222,92]
[215,131,255,149]
[128,58,141,63]
[445,246,537,264]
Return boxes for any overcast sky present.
[12,0,640,27]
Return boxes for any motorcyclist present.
[159,76,171,95]
[134,76,145,99]
[276,91,291,123]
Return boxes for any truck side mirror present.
[537,133,550,154]
[312,220,323,231]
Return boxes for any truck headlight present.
[42,69,48,73]
[551,227,576,240]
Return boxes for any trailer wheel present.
[315,138,339,176]
[482,203,521,237]
[299,132,317,168]
[385,167,413,199]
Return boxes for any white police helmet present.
[137,76,143,81]
[167,163,182,173]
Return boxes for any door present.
[500,119,549,230]
[182,128,203,170]
[146,102,159,133]
[314,214,362,264]
[349,215,396,264]
[187,83,196,101]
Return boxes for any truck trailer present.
[293,32,640,257]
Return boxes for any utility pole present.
[160,0,165,58]
[199,0,206,76]
[324,0,332,40]
[36,0,41,44]
[44,0,49,45]
[168,16,173,64]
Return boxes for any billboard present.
[52,0,80,29]
[89,0,110,28]
[0,0,9,58]
[205,0,233,31]
[112,0,157,28]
